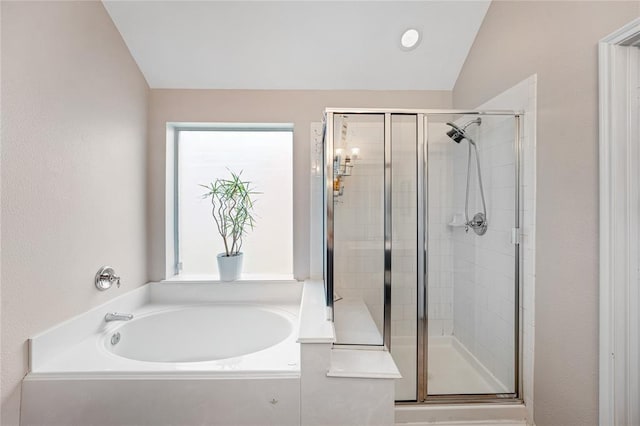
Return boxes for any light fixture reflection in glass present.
[351,147,360,160]
[333,147,360,198]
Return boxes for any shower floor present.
[427,336,507,395]
[393,336,507,400]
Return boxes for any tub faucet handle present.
[95,266,121,291]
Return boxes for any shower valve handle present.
[467,213,488,236]
[95,266,121,291]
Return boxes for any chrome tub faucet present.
[104,312,134,322]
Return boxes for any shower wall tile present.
[334,120,386,338]
[390,117,419,339]
[427,127,456,336]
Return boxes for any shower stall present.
[323,108,522,403]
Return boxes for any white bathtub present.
[22,281,303,426]
[108,304,294,363]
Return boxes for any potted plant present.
[201,170,258,281]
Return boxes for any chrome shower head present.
[445,118,481,145]
[446,123,465,143]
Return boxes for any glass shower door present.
[426,113,519,397]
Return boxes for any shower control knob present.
[95,266,121,291]
[469,212,488,236]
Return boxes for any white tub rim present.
[28,281,303,376]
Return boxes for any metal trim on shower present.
[384,113,392,351]
[324,112,335,318]
[417,113,427,402]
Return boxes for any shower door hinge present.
[511,228,521,245]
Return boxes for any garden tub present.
[22,281,303,426]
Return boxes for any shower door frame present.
[324,108,523,404]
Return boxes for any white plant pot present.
[217,252,243,282]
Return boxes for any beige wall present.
[148,89,451,281]
[0,2,149,424]
[453,2,640,425]
[0,0,4,413]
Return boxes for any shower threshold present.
[395,403,527,425]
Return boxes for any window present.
[174,125,293,279]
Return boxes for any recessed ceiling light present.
[400,28,421,51]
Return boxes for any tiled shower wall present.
[427,125,456,336]
[391,117,418,340]
[333,118,385,334]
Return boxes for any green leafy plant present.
[200,170,258,257]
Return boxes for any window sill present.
[161,273,298,284]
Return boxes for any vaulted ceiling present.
[103,1,490,90]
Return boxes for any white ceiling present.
[103,1,490,90]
